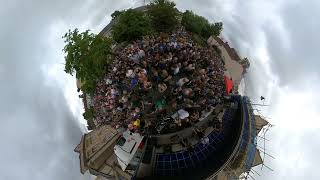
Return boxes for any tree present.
[111,10,124,20]
[182,10,223,39]
[111,9,153,42]
[83,107,95,120]
[211,22,223,36]
[182,10,203,35]
[147,0,179,32]
[83,107,95,130]
[63,29,113,93]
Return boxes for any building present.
[74,125,134,179]
[207,36,250,92]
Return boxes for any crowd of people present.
[90,27,226,134]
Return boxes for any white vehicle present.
[114,130,144,171]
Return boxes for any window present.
[117,137,126,146]
[86,137,92,145]
[91,146,97,153]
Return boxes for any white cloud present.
[0,0,133,179]
[1,0,319,179]
[172,0,320,179]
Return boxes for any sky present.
[0,0,319,180]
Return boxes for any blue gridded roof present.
[154,106,238,176]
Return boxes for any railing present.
[133,138,149,178]
[149,107,218,142]
[206,95,246,179]
[244,98,257,171]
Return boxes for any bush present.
[83,107,95,120]
[147,0,179,32]
[63,29,113,94]
[111,9,153,42]
[182,10,223,39]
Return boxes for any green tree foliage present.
[63,29,113,93]
[83,107,95,129]
[111,10,124,20]
[182,10,223,39]
[111,9,153,42]
[211,22,223,36]
[148,0,179,32]
[83,107,95,120]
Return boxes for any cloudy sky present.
[0,0,319,180]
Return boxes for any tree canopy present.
[111,10,124,20]
[182,10,223,39]
[83,107,95,120]
[147,0,179,32]
[63,29,113,93]
[111,9,153,42]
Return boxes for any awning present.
[224,76,233,94]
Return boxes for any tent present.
[224,76,233,94]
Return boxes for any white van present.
[114,130,144,171]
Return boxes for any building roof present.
[252,150,263,167]
[255,115,269,135]
[74,136,84,153]
[213,36,225,46]
[75,125,120,176]
[212,36,241,62]
[231,48,241,61]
